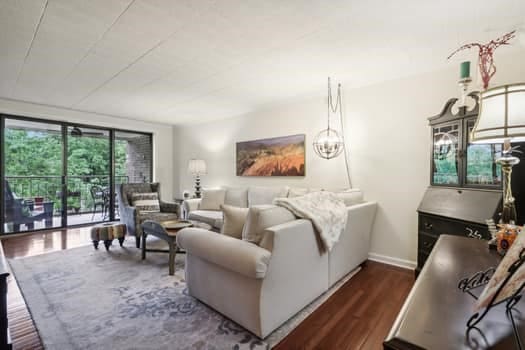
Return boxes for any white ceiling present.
[1,0,524,125]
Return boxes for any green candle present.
[460,61,470,79]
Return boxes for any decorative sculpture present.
[448,30,516,90]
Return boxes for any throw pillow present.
[220,204,249,239]
[200,189,226,210]
[242,205,296,245]
[224,187,248,207]
[131,192,160,213]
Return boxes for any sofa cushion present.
[123,183,158,204]
[188,210,223,228]
[242,205,296,244]
[288,187,309,198]
[131,192,160,213]
[248,186,289,206]
[138,211,178,223]
[220,204,249,239]
[224,187,248,208]
[335,189,364,206]
[200,189,226,210]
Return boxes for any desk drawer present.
[418,214,489,240]
[418,231,437,253]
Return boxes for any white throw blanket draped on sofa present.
[274,191,347,251]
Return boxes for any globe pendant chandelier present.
[313,77,344,159]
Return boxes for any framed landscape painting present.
[236,134,305,176]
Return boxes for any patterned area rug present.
[9,237,360,350]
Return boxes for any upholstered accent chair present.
[117,182,179,248]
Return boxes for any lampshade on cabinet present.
[470,83,525,144]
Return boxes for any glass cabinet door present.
[465,119,502,187]
[432,122,460,185]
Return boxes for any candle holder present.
[458,76,472,107]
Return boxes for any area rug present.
[9,237,360,350]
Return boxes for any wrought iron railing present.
[5,175,129,215]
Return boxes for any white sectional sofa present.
[177,188,377,338]
[182,186,354,230]
[182,186,290,229]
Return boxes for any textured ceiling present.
[1,0,524,124]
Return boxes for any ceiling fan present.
[69,126,105,137]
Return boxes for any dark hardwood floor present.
[274,262,414,350]
[2,228,414,350]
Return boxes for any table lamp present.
[188,159,207,198]
[470,83,525,224]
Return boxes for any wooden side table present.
[141,220,211,275]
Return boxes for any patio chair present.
[117,182,179,248]
[3,180,54,231]
[90,185,108,220]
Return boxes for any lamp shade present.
[188,159,207,175]
[471,83,525,144]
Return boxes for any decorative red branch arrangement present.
[448,30,516,90]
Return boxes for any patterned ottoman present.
[90,222,126,251]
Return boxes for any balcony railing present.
[5,175,129,215]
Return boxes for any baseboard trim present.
[368,252,416,270]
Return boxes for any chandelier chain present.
[327,77,342,132]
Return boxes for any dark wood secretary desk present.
[384,235,525,349]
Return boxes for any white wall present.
[0,98,175,200]
[175,49,525,266]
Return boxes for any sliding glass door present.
[1,115,153,235]
[67,126,111,226]
[3,119,63,233]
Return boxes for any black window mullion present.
[62,124,68,228]
[109,130,115,221]
[0,116,5,235]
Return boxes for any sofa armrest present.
[344,200,378,253]
[159,200,179,214]
[177,228,271,279]
[259,219,323,254]
[183,198,201,213]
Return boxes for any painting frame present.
[236,134,306,177]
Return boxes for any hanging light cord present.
[328,77,353,189]
[338,89,353,189]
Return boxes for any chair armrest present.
[159,200,179,214]
[183,198,201,213]
[177,228,271,279]
[120,203,136,216]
